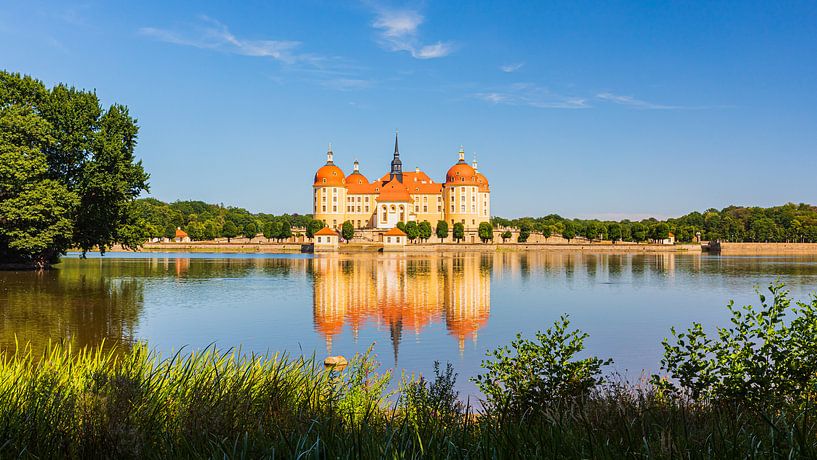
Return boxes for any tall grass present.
[0,341,815,458]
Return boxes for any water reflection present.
[2,252,817,388]
[312,254,490,363]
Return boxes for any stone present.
[324,355,348,369]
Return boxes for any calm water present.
[2,252,817,397]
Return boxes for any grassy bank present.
[2,284,816,458]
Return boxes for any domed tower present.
[444,146,486,230]
[313,144,347,229]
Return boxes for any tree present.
[418,221,432,242]
[478,222,494,243]
[541,225,553,240]
[306,219,324,240]
[0,71,149,267]
[187,222,206,241]
[341,221,354,242]
[501,230,512,243]
[279,220,292,242]
[631,223,647,243]
[453,222,465,243]
[651,223,670,243]
[562,222,576,243]
[607,223,622,244]
[396,221,407,233]
[517,223,531,243]
[405,221,419,242]
[244,222,258,240]
[263,221,278,242]
[222,221,239,242]
[436,220,449,242]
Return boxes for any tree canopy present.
[0,71,149,267]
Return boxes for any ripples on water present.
[2,252,817,397]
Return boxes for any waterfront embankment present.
[122,241,704,254]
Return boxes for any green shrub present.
[655,282,817,408]
[400,361,464,426]
[473,315,611,416]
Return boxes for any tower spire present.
[326,142,334,164]
[389,130,403,182]
[458,145,465,163]
[472,152,478,172]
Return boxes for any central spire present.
[390,129,403,182]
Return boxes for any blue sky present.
[2,1,816,219]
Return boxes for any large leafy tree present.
[0,72,149,267]
[478,222,493,243]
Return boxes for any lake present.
[2,251,817,398]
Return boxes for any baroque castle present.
[312,133,491,231]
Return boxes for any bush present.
[473,315,611,416]
[400,361,463,426]
[655,282,817,408]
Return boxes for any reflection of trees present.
[312,254,492,363]
[0,261,144,353]
[0,256,312,356]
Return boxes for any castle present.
[312,133,491,231]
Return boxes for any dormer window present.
[322,178,326,183]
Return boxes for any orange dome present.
[476,172,490,192]
[347,171,369,185]
[445,162,477,185]
[314,164,346,187]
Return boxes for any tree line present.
[492,203,817,243]
[133,198,324,242]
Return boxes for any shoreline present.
[90,241,817,256]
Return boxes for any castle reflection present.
[312,254,491,362]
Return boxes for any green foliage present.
[404,221,419,242]
[243,222,258,239]
[400,361,463,426]
[607,223,622,243]
[341,221,354,242]
[501,230,512,242]
[562,222,576,242]
[452,222,465,242]
[650,222,670,242]
[0,71,149,265]
[435,220,448,241]
[541,225,553,239]
[473,316,611,416]
[478,222,493,243]
[396,221,407,233]
[517,222,530,243]
[222,221,238,242]
[417,221,432,242]
[631,222,647,242]
[279,220,292,241]
[655,282,817,408]
[306,219,324,239]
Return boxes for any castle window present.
[438,205,442,212]
[333,206,337,212]
[415,205,419,212]
[322,206,326,212]
[451,205,454,212]
[461,205,465,212]
[332,172,336,176]
[423,206,427,212]
[317,237,321,243]
[387,237,392,243]
[322,178,326,183]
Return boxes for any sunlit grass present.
[0,341,815,458]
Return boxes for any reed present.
[0,340,815,459]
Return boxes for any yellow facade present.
[312,134,491,232]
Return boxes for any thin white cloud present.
[473,83,589,109]
[371,8,454,59]
[139,16,318,65]
[596,92,678,110]
[500,62,524,73]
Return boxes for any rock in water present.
[324,355,348,369]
